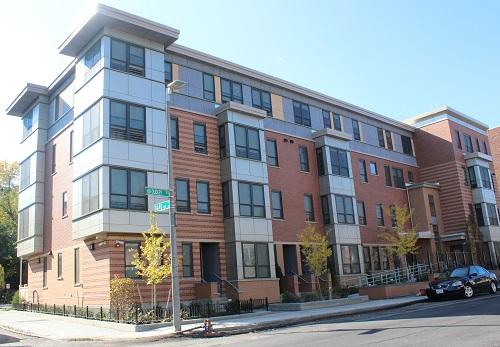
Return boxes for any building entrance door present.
[201,243,220,283]
[283,245,298,275]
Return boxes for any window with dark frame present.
[110,39,144,76]
[408,171,414,183]
[84,40,101,69]
[299,146,310,172]
[110,101,145,143]
[330,147,349,177]
[62,191,68,217]
[125,241,140,278]
[203,73,215,101]
[376,203,384,226]
[333,114,342,131]
[20,157,31,190]
[176,178,190,212]
[182,243,194,277]
[196,181,210,214]
[384,165,392,187]
[335,195,355,224]
[316,148,325,176]
[463,134,473,153]
[321,195,330,225]
[455,130,462,150]
[357,201,366,225]
[18,208,30,240]
[57,253,63,278]
[266,139,278,166]
[482,141,488,155]
[462,167,468,186]
[52,144,57,174]
[222,182,230,217]
[401,135,413,156]
[475,138,480,152]
[392,168,405,188]
[251,88,272,116]
[239,182,265,217]
[359,160,367,182]
[352,120,361,141]
[164,61,172,83]
[372,247,381,270]
[363,246,371,272]
[377,128,385,147]
[74,248,80,285]
[479,166,492,189]
[272,190,283,219]
[428,195,437,217]
[475,204,485,227]
[235,125,260,160]
[193,123,207,154]
[242,243,270,278]
[221,79,243,104]
[322,110,331,129]
[81,170,99,215]
[293,100,311,126]
[341,245,361,274]
[219,125,227,158]
[82,102,100,148]
[23,109,34,140]
[385,130,393,150]
[390,204,396,227]
[169,117,179,149]
[304,194,315,222]
[487,204,499,226]
[468,166,477,188]
[370,162,377,175]
[110,168,147,211]
[43,257,47,288]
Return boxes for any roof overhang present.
[440,232,466,242]
[6,83,48,117]
[403,106,489,131]
[59,3,180,57]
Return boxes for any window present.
[384,165,392,187]
[110,168,147,211]
[196,181,210,214]
[164,61,172,83]
[110,101,145,143]
[111,39,144,76]
[219,125,227,158]
[18,207,30,240]
[293,101,311,126]
[193,123,207,154]
[251,89,272,115]
[464,134,473,153]
[482,141,489,155]
[20,157,31,190]
[74,248,80,285]
[401,136,413,155]
[408,171,414,183]
[390,205,396,227]
[272,191,283,219]
[333,114,342,131]
[125,242,140,278]
[335,195,355,224]
[221,79,243,103]
[84,40,101,69]
[23,109,34,139]
[235,125,260,160]
[81,170,99,215]
[475,138,480,153]
[392,168,405,189]
[243,243,270,278]
[69,130,74,163]
[57,253,63,278]
[53,84,73,122]
[321,195,330,225]
[479,166,492,189]
[176,178,190,212]
[359,160,367,182]
[376,204,384,226]
[428,195,436,218]
[462,167,469,186]
[352,120,361,141]
[203,73,215,101]
[239,182,265,217]
[304,194,315,221]
[385,130,393,150]
[363,247,371,272]
[372,247,381,270]
[62,192,68,217]
[341,245,360,274]
[82,102,100,148]
[370,162,377,175]
[330,147,349,177]
[468,167,477,188]
[182,243,193,277]
[171,117,179,149]
[475,204,485,227]
[266,139,278,166]
[377,128,385,147]
[316,148,325,176]
[222,182,230,218]
[299,146,310,172]
[322,110,331,129]
[455,130,462,150]
[43,257,47,288]
[52,144,57,174]
[357,201,366,225]
[487,204,499,226]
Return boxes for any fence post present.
[207,303,211,318]
[135,307,139,324]
[265,297,269,311]
[250,298,253,312]
[116,308,119,322]
[100,307,103,321]
[63,304,65,316]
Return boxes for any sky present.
[1,0,499,163]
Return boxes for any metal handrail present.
[290,271,315,284]
[340,263,429,288]
[211,273,242,293]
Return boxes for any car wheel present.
[489,281,497,294]
[463,285,474,298]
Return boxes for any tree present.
[131,212,171,313]
[465,214,484,265]
[378,203,419,269]
[298,222,332,300]
[110,276,136,311]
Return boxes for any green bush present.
[9,291,19,304]
[301,292,319,302]
[281,291,300,303]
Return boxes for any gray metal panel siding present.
[362,123,379,147]
[310,106,323,130]
[349,141,417,166]
[47,110,73,140]
[242,85,252,107]
[282,98,294,123]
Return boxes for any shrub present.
[110,278,135,310]
[281,291,300,303]
[9,291,20,304]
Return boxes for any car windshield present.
[437,268,469,279]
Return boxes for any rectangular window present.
[304,194,315,222]
[53,84,73,122]
[330,147,349,177]
[475,138,480,152]
[468,167,477,188]
[81,170,99,215]
[272,190,283,219]
[266,139,278,166]
[18,207,30,240]
[239,182,265,217]
[408,171,414,183]
[293,100,311,126]
[370,162,377,175]
[196,181,210,214]
[359,160,367,182]
[372,247,381,270]
[110,168,147,211]
[23,109,34,140]
[377,128,385,147]
[218,125,227,158]
[182,243,194,277]
[222,182,230,217]
[82,102,100,148]
[57,253,63,278]
[221,79,243,104]
[84,40,101,69]
[335,195,355,224]
[171,117,179,149]
[69,130,74,163]
[20,157,31,190]
[110,101,145,143]
[464,134,473,153]
[316,148,325,176]
[43,257,47,288]
[385,130,393,150]
[111,39,144,76]
[357,201,366,225]
[333,114,342,131]
[164,61,172,83]
[203,73,215,101]
[455,130,462,150]
[251,88,272,116]
[487,204,499,226]
[176,178,190,212]
[352,120,361,141]
[363,246,371,272]
[234,125,260,160]
[321,195,330,225]
[62,191,68,217]
[462,167,469,186]
[243,243,270,278]
[125,241,140,278]
[341,245,361,274]
[475,204,485,227]
[428,195,437,217]
[479,166,492,189]
[390,204,396,227]
[392,168,405,189]
[322,110,331,129]
[52,144,57,174]
[401,135,413,155]
[299,146,310,172]
[74,248,80,285]
[193,123,207,154]
[384,165,392,187]
[376,203,384,226]
[482,141,489,155]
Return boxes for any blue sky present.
[1,0,499,162]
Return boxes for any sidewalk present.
[0,296,427,341]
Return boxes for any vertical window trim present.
[385,130,393,150]
[164,61,173,83]
[222,182,230,218]
[377,128,385,148]
[357,201,366,225]
[43,257,47,288]
[321,195,330,225]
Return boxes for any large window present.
[475,204,485,227]
[176,178,190,212]
[377,128,385,147]
[125,242,140,278]
[110,101,145,143]
[196,181,210,214]
[341,245,361,274]
[463,134,473,153]
[164,61,172,83]
[333,114,342,131]
[392,168,405,189]
[322,110,331,129]
[352,120,361,141]
[363,247,371,272]
[182,243,193,277]
[428,195,437,217]
[18,207,30,240]
[468,166,477,188]
[376,203,384,226]
[384,165,392,187]
[235,125,260,160]
[81,170,99,215]
[171,117,179,149]
[372,247,381,270]
[53,84,73,122]
[111,39,144,76]
[242,243,270,278]
[357,201,366,225]
[359,160,367,182]
[335,195,355,224]
[321,195,331,225]
[401,135,413,155]
[23,108,34,140]
[84,40,101,69]
[330,148,349,177]
[272,190,283,219]
[110,168,147,211]
[316,148,325,176]
[455,130,462,150]
[385,130,393,150]
[20,157,31,190]
[266,139,278,166]
[82,102,100,148]
[193,123,207,154]
[299,146,310,172]
[304,194,315,222]
[203,73,215,101]
[221,79,243,104]
[479,166,492,189]
[487,204,499,226]
[251,88,272,115]
[293,101,311,126]
[239,182,265,217]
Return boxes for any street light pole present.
[166,80,186,333]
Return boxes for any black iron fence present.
[12,298,269,325]
[427,251,499,274]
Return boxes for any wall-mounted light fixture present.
[37,258,41,263]
[89,243,95,251]
[98,241,107,247]
[289,140,294,144]
[283,138,288,142]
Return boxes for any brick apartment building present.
[7,4,500,307]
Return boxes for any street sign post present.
[145,187,170,197]
[154,201,170,211]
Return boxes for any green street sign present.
[145,187,170,197]
[154,201,170,211]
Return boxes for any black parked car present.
[426,266,498,300]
